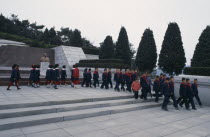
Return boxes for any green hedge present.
[79,59,127,64]
[82,47,99,55]
[0,32,56,48]
[184,67,210,76]
[77,63,130,69]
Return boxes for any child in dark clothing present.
[7,64,21,90]
[93,68,99,88]
[192,79,202,107]
[61,65,67,86]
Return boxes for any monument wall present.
[53,46,87,76]
[0,45,54,67]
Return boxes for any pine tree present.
[99,36,114,59]
[191,26,210,67]
[136,29,157,72]
[158,23,186,75]
[115,27,132,64]
[70,29,83,47]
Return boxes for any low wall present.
[0,45,55,67]
[174,75,210,106]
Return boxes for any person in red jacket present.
[72,65,80,88]
[132,78,141,99]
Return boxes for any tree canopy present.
[99,35,115,59]
[136,28,157,72]
[158,22,186,75]
[0,14,94,48]
[191,26,210,67]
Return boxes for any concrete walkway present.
[0,106,210,137]
[0,86,132,105]
[0,86,209,137]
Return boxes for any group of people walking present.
[6,65,203,111]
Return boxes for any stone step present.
[0,95,133,110]
[0,101,161,131]
[0,98,150,119]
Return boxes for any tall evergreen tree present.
[70,29,83,47]
[115,27,132,64]
[191,26,210,67]
[99,36,114,59]
[158,23,186,75]
[136,29,157,72]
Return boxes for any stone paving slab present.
[0,86,133,105]
[0,106,209,137]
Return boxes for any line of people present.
[6,65,203,111]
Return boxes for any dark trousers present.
[170,94,178,108]
[194,95,202,105]
[121,81,125,91]
[126,82,131,92]
[101,80,108,89]
[155,90,159,102]
[86,80,92,87]
[7,81,19,89]
[178,96,189,109]
[81,79,87,87]
[188,97,196,109]
[140,88,148,100]
[114,81,120,91]
[162,95,170,109]
[134,91,139,99]
[107,79,113,88]
[93,79,99,87]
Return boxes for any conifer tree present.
[136,29,157,72]
[191,26,210,67]
[158,23,186,75]
[115,27,132,64]
[99,36,114,59]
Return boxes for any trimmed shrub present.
[82,47,99,55]
[184,67,210,76]
[79,59,127,64]
[76,63,130,69]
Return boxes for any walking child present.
[192,79,202,107]
[35,65,40,87]
[101,68,108,89]
[114,69,120,91]
[153,76,160,102]
[132,78,141,99]
[162,78,170,111]
[61,65,67,86]
[7,64,21,90]
[93,68,99,88]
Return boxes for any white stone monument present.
[53,46,87,76]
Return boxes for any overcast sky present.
[0,0,210,65]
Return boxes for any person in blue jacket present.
[86,68,92,87]
[169,76,178,109]
[120,69,126,91]
[192,79,202,107]
[81,68,87,87]
[93,68,99,88]
[186,78,197,110]
[161,77,170,111]
[114,69,120,92]
[61,65,67,86]
[101,68,108,89]
[153,76,160,102]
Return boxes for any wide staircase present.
[0,95,161,131]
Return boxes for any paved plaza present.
[0,86,209,137]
